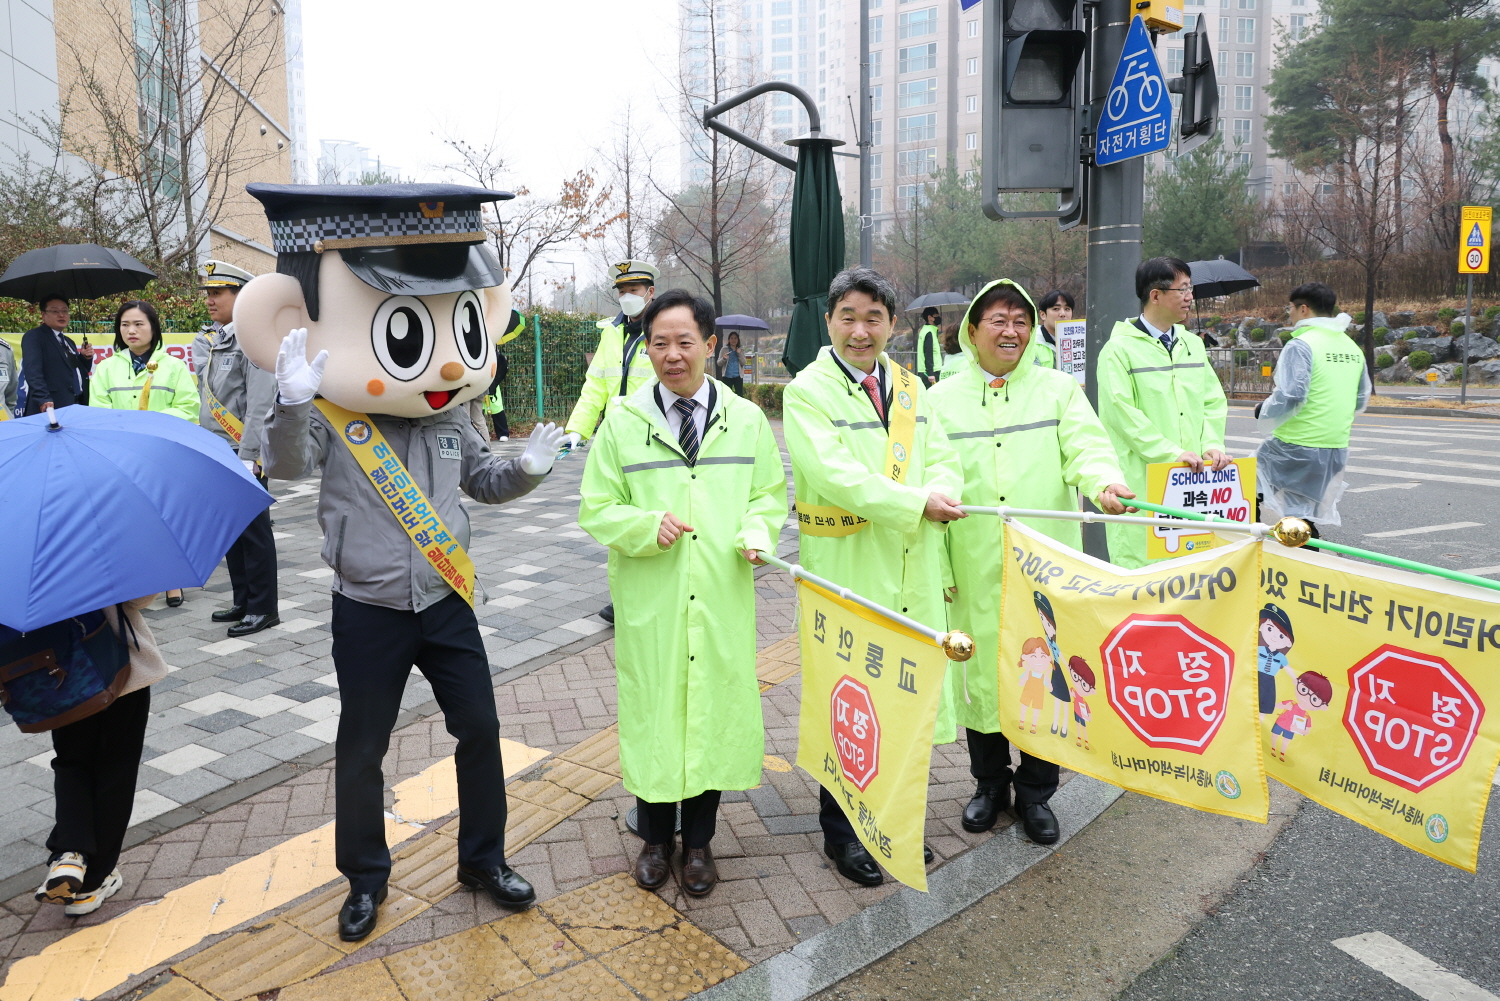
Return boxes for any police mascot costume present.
[235,182,564,941]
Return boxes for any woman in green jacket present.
[928,279,1130,845]
[90,300,200,605]
[578,290,787,899]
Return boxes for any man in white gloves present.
[239,182,564,945]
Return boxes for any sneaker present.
[35,852,85,904]
[64,869,123,916]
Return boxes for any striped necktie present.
[860,374,885,421]
[674,397,699,466]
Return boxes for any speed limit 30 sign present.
[1459,205,1491,275]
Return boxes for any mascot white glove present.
[520,422,566,475]
[563,432,583,452]
[275,328,328,406]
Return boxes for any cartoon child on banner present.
[1269,671,1334,762]
[1019,637,1052,734]
[1258,603,1295,719]
[1033,592,1072,737]
[1068,656,1096,750]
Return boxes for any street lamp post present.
[544,259,577,313]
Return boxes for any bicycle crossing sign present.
[1458,205,1491,275]
[1096,17,1172,166]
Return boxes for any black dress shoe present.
[227,613,279,638]
[962,785,1010,833]
[338,884,387,942]
[457,863,537,908]
[1015,802,1060,846]
[165,592,184,608]
[599,603,615,624]
[211,605,245,623]
[825,841,883,886]
[924,844,934,864]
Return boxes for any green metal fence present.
[505,314,603,423]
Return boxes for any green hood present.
[959,279,1046,379]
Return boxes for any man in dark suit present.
[21,295,91,414]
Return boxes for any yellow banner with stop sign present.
[998,521,1269,822]
[1259,544,1500,871]
[795,579,949,891]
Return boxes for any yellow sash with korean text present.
[206,388,244,443]
[313,399,476,605]
[796,362,918,537]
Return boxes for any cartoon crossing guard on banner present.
[1032,592,1074,737]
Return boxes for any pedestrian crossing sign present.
[1458,205,1491,274]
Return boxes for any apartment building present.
[0,0,307,271]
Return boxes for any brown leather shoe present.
[680,846,718,897]
[633,842,672,890]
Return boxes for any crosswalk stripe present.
[1346,482,1421,493]
[1346,465,1500,488]
[1360,427,1500,441]
[1357,454,1500,474]
[1365,522,1484,538]
[1332,932,1498,1001]
[1437,448,1500,459]
[1461,565,1500,576]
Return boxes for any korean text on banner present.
[1259,544,1500,871]
[795,579,947,891]
[1054,319,1087,386]
[1145,457,1257,561]
[1000,522,1267,821]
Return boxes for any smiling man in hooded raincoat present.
[928,279,1131,846]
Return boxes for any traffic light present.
[981,0,1088,215]
[1166,14,1217,155]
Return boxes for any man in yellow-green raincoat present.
[1097,257,1231,569]
[929,279,1131,847]
[578,289,786,900]
[782,267,964,888]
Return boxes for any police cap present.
[246,182,515,296]
[198,260,255,290]
[611,259,659,288]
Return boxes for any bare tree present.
[56,0,287,269]
[442,134,622,307]
[593,102,655,263]
[1273,43,1438,369]
[649,0,789,315]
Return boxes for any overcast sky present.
[300,0,682,292]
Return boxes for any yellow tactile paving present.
[393,738,551,824]
[383,925,536,1001]
[172,919,342,1001]
[500,800,570,852]
[541,872,681,934]
[556,726,622,776]
[491,908,587,978]
[599,935,712,1000]
[283,883,431,953]
[659,923,751,986]
[507,778,590,814]
[763,754,793,772]
[500,958,638,1000]
[276,958,407,1001]
[755,636,801,686]
[390,831,464,903]
[140,977,215,1001]
[532,758,620,799]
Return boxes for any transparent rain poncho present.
[1255,314,1372,527]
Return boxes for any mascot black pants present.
[330,591,507,893]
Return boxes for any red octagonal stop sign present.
[1345,644,1484,793]
[1102,614,1234,753]
[831,676,880,791]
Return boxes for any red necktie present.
[861,374,885,421]
[989,378,1005,389]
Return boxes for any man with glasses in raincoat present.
[578,289,786,899]
[782,267,965,887]
[928,279,1132,845]
[1097,257,1230,569]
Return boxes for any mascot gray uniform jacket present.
[262,405,542,611]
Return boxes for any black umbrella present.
[782,135,845,375]
[0,244,155,302]
[715,314,770,330]
[904,291,970,312]
[1187,258,1260,300]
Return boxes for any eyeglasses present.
[1158,286,1194,297]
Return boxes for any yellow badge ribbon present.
[313,399,477,605]
[797,362,919,537]
[137,362,157,411]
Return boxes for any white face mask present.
[619,293,647,318]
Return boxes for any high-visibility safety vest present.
[565,315,657,439]
[89,351,200,422]
[917,324,941,377]
[1274,321,1366,450]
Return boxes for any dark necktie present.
[674,397,699,466]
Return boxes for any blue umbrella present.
[0,408,274,631]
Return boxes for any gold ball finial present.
[145,361,158,373]
[1270,516,1312,548]
[941,630,975,662]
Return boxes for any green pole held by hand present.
[533,313,544,421]
[1128,498,1500,595]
